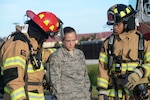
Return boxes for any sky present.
[0,0,129,38]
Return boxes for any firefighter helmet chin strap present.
[123,23,128,33]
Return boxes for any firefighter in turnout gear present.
[0,10,63,100]
[97,4,150,100]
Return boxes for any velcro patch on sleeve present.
[20,49,26,57]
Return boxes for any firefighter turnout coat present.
[97,30,150,99]
[0,32,51,100]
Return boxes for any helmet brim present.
[26,10,36,20]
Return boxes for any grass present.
[87,64,98,86]
[87,64,98,100]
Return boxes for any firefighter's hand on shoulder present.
[123,68,143,90]
[98,89,108,100]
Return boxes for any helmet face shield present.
[45,18,63,37]
[46,21,64,37]
[46,29,60,37]
[107,11,115,25]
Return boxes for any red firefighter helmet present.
[26,10,63,36]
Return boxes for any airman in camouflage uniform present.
[48,26,91,100]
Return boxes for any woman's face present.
[113,22,124,35]
[63,32,76,51]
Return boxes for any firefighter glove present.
[98,90,108,100]
[124,68,143,90]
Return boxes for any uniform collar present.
[117,30,137,40]
[23,33,39,50]
[30,38,39,50]
[61,46,75,57]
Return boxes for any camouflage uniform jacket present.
[49,46,91,100]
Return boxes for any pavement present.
[0,95,55,100]
[86,59,98,65]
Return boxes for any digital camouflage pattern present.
[48,47,91,100]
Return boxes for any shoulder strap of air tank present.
[107,34,115,71]
[108,34,115,55]
[12,32,31,99]
[136,31,144,65]
[107,34,119,99]
[12,32,32,51]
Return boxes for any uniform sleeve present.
[97,40,109,90]
[42,48,57,63]
[141,40,150,77]
[1,40,29,99]
[81,51,91,92]
[42,48,51,63]
[49,53,62,93]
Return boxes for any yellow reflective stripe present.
[48,48,56,54]
[144,52,150,62]
[120,11,126,18]
[126,7,131,14]
[123,63,138,71]
[99,52,108,63]
[28,92,44,100]
[7,87,44,100]
[124,88,129,94]
[97,78,108,89]
[4,86,10,94]
[11,87,26,100]
[113,8,118,13]
[110,64,116,72]
[3,56,44,73]
[1,65,4,75]
[42,48,56,58]
[111,63,138,72]
[42,51,44,58]
[3,56,26,69]
[28,63,44,73]
[107,89,122,98]
[143,64,150,77]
